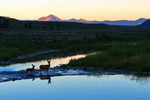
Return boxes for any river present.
[0,53,150,100]
[0,75,150,100]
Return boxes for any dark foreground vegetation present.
[68,41,150,72]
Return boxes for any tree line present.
[24,22,59,31]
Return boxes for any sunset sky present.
[0,0,150,21]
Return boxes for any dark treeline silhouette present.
[0,16,110,31]
[1,16,148,33]
[0,18,10,28]
[24,22,32,29]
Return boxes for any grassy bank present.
[1,28,150,62]
[67,41,150,72]
[0,38,51,61]
[0,35,107,61]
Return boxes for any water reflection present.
[124,74,150,85]
[31,77,51,84]
[40,77,51,84]
[0,54,86,72]
[87,74,150,85]
[0,75,150,100]
[7,74,150,86]
[3,77,52,84]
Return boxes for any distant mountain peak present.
[37,14,148,26]
[47,14,57,17]
[79,18,89,22]
[38,14,62,21]
[68,18,78,21]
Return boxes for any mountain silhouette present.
[38,14,62,21]
[101,18,148,26]
[139,19,150,27]
[37,14,148,26]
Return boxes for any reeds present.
[68,41,150,72]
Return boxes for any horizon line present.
[1,15,149,22]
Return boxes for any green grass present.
[68,41,150,72]
[0,37,103,61]
[0,38,50,61]
[1,29,150,63]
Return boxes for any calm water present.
[0,54,86,72]
[0,54,150,100]
[0,75,150,100]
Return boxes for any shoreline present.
[0,67,150,83]
[0,49,61,66]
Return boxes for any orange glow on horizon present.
[0,0,150,21]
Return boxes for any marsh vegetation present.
[68,41,150,72]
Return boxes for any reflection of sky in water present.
[0,75,150,100]
[0,54,86,72]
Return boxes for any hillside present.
[0,17,111,31]
[139,19,150,27]
[0,16,20,28]
[101,18,147,26]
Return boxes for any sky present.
[0,0,150,21]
